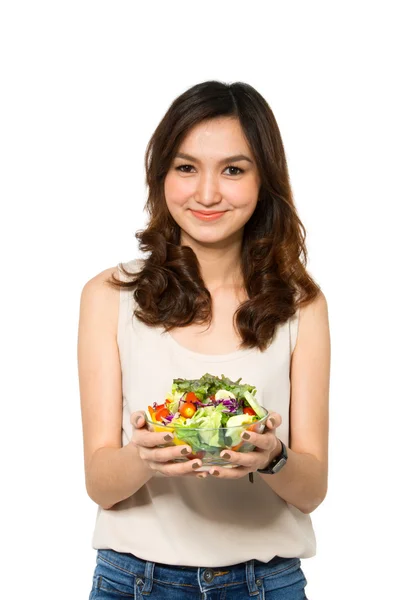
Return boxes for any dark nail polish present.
[212,470,220,476]
[192,462,200,469]
[221,453,230,460]
[242,432,250,440]
[164,434,173,442]
[181,447,189,455]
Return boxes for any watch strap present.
[257,439,288,474]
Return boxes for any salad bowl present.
[145,412,270,469]
[144,372,270,470]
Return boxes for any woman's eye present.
[225,165,243,175]
[175,164,243,175]
[176,164,195,173]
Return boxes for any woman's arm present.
[78,268,152,510]
[259,291,331,514]
[87,444,153,510]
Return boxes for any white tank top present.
[91,258,316,566]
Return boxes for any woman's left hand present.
[205,412,283,479]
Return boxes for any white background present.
[1,1,399,598]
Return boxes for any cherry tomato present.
[186,450,205,460]
[243,407,256,416]
[179,402,196,419]
[185,391,198,403]
[155,407,170,421]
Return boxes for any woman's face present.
[164,117,261,247]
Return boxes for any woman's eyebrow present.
[175,152,254,165]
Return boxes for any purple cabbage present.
[196,397,239,413]
[219,398,240,413]
[163,414,175,422]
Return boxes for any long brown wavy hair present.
[107,80,321,352]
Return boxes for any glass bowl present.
[144,411,270,470]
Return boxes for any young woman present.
[78,80,330,599]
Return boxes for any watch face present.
[272,458,287,473]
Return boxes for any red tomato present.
[185,391,198,403]
[179,402,196,419]
[155,407,170,421]
[186,450,205,460]
[243,407,256,416]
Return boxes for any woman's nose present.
[194,174,223,205]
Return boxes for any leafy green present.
[166,373,266,450]
[171,372,256,403]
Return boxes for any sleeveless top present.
[91,257,317,567]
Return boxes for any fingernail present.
[197,473,207,479]
[241,432,250,440]
[164,434,173,442]
[211,470,220,476]
[268,418,276,427]
[221,452,230,460]
[135,416,142,426]
[192,462,200,469]
[181,447,189,455]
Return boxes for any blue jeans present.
[89,548,308,599]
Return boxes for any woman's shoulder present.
[81,265,120,293]
[81,257,143,290]
[79,258,145,334]
[79,265,122,338]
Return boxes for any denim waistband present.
[96,548,301,595]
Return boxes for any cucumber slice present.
[243,390,267,419]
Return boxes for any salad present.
[146,373,268,452]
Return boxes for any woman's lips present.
[190,210,226,221]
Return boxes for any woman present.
[78,80,330,599]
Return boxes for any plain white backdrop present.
[1,1,399,598]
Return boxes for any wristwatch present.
[257,439,288,474]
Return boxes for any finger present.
[148,457,205,477]
[140,443,194,464]
[131,427,178,448]
[217,447,269,470]
[130,411,146,428]
[207,465,252,479]
[240,430,279,452]
[265,411,282,431]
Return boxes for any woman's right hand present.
[130,411,208,478]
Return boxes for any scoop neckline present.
[162,328,258,363]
